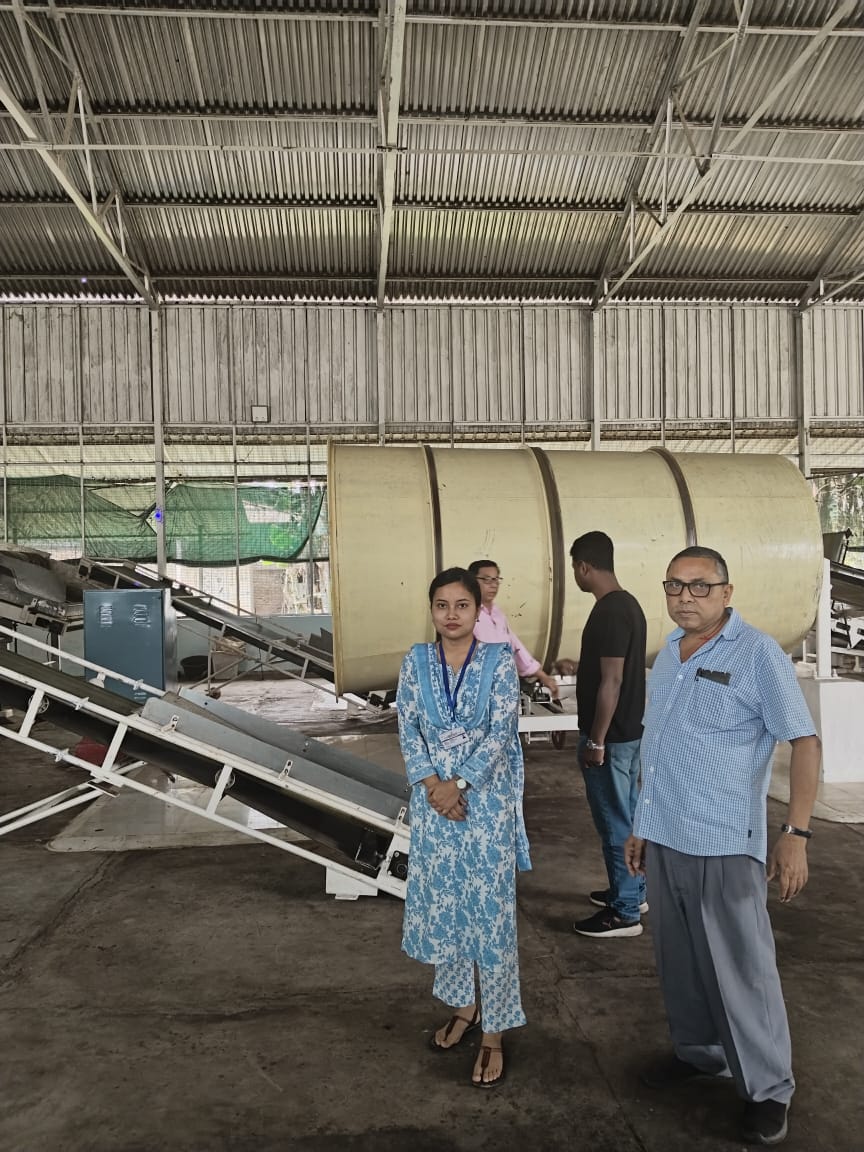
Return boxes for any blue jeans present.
[579,736,646,922]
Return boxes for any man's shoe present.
[741,1100,789,1146]
[589,888,649,914]
[639,1054,723,1090]
[573,908,642,937]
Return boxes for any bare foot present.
[472,1032,504,1085]
[431,1006,478,1050]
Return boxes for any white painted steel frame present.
[595,0,857,308]
[0,628,409,898]
[0,3,157,308]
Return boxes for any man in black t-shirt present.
[569,531,648,939]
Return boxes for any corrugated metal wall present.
[2,302,862,453]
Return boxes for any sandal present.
[472,1044,506,1089]
[428,1007,480,1052]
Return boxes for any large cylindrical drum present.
[328,444,822,695]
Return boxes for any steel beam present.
[0,272,829,289]
[376,0,406,307]
[0,76,157,306]
[798,206,864,308]
[10,0,52,134]
[45,0,154,295]
[591,1,709,307]
[809,267,864,306]
[593,0,757,305]
[707,0,754,158]
[2,105,862,138]
[2,143,863,172]
[1,195,859,218]
[0,4,861,36]
[595,0,857,309]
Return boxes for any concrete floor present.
[1,719,863,1151]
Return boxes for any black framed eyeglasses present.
[662,579,727,598]
[476,576,503,585]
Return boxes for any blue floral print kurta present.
[397,640,531,969]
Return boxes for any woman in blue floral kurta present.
[397,567,531,1088]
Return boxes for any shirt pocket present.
[690,677,738,731]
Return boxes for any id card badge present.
[440,726,469,751]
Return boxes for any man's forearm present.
[786,734,821,829]
[591,680,622,744]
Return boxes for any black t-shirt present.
[576,589,647,743]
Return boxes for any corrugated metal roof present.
[0,0,862,302]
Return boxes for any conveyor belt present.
[76,559,334,681]
[0,643,407,896]
[830,561,864,615]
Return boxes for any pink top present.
[473,602,541,678]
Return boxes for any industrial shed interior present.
[0,2,863,1150]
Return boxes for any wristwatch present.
[781,823,812,839]
[455,777,469,791]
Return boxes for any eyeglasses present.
[662,579,727,598]
[476,576,503,585]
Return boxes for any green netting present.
[164,483,325,566]
[1,476,327,566]
[1,475,155,558]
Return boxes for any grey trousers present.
[647,842,795,1105]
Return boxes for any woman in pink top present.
[468,560,559,700]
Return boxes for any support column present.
[792,308,810,478]
[376,308,387,445]
[150,310,167,576]
[585,309,600,451]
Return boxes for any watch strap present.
[781,823,812,839]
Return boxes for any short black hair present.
[668,546,729,584]
[467,559,499,576]
[569,531,614,572]
[429,567,481,608]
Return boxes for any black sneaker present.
[741,1100,789,1146]
[640,1054,723,1090]
[573,908,642,937]
[589,888,649,915]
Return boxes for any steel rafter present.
[3,106,863,138]
[0,76,156,305]
[45,0,154,297]
[590,0,710,308]
[594,0,857,309]
[0,4,861,37]
[375,0,406,307]
[799,206,864,308]
[0,2,156,305]
[1,195,860,217]
[592,0,757,307]
[10,0,52,135]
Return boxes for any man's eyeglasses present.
[476,576,503,585]
[663,579,727,598]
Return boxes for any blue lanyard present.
[439,637,476,722]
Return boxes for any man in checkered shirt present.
[625,546,820,1148]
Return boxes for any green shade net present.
[164,483,325,565]
[1,477,327,565]
[2,475,155,558]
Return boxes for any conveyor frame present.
[76,559,335,690]
[0,624,408,900]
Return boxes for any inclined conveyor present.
[75,559,334,684]
[0,627,407,899]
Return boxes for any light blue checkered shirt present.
[634,608,816,862]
